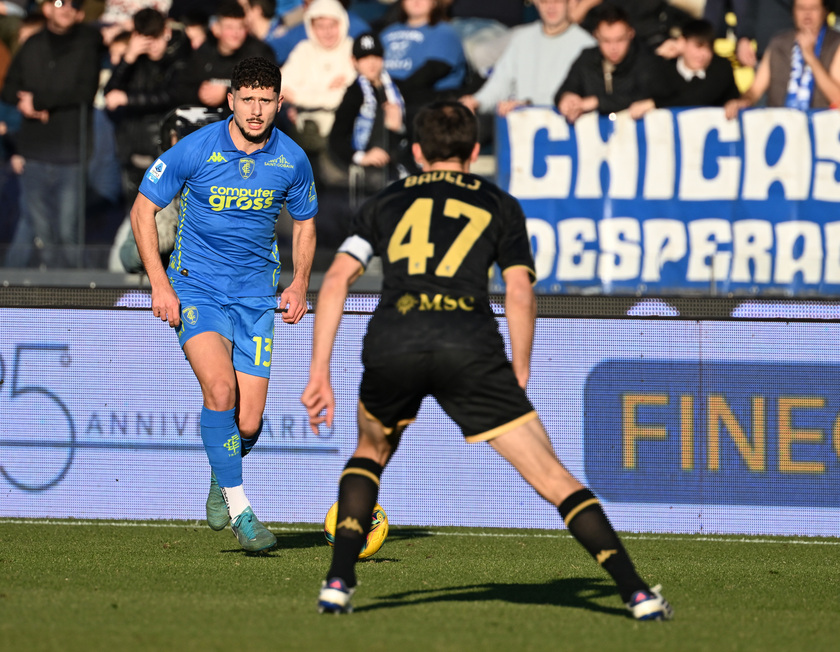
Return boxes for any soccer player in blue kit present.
[130,57,317,552]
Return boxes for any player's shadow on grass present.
[352,526,435,563]
[383,527,435,542]
[219,530,325,555]
[356,577,627,617]
[219,525,434,556]
[273,530,329,550]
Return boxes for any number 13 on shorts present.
[252,336,273,368]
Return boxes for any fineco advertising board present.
[1,307,837,537]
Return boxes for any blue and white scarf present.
[786,27,826,110]
[352,71,404,153]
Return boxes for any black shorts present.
[359,348,537,442]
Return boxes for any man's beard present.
[236,118,273,143]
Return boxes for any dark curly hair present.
[592,3,632,30]
[216,0,246,19]
[413,101,477,164]
[133,8,166,37]
[231,57,282,92]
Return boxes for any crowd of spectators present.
[0,0,838,270]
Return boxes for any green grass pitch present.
[0,520,837,652]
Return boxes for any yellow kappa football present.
[323,501,388,559]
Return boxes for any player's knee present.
[201,379,237,411]
[354,434,394,467]
[238,415,262,439]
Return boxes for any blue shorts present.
[171,279,276,379]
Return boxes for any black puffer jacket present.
[554,40,660,115]
[1,24,103,164]
[104,30,192,163]
[174,35,277,111]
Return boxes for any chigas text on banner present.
[500,107,840,293]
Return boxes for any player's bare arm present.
[301,253,364,433]
[726,53,770,119]
[130,193,181,327]
[280,216,317,324]
[503,266,537,389]
[569,0,601,24]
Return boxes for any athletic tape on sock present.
[200,407,243,487]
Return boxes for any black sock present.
[326,457,382,588]
[558,489,649,602]
[240,419,262,457]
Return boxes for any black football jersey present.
[338,170,535,356]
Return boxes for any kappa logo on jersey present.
[182,305,199,325]
[239,158,256,179]
[146,159,166,184]
[208,185,276,211]
[264,155,294,168]
[206,152,228,163]
[396,293,475,314]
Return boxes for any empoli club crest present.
[182,305,199,325]
[223,433,241,456]
[239,158,255,179]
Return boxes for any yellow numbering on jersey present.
[387,198,491,277]
[252,336,272,367]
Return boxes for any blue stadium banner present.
[495,107,840,296]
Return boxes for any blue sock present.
[241,418,263,457]
[200,407,242,488]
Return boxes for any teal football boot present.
[206,471,230,531]
[231,507,277,552]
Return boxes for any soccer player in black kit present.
[301,101,673,620]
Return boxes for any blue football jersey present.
[139,117,318,297]
[381,22,466,92]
